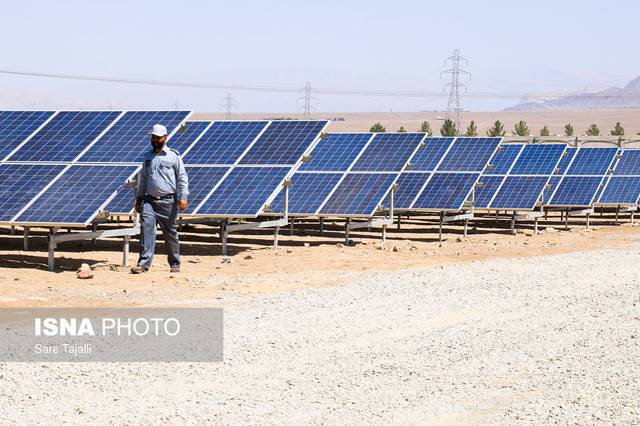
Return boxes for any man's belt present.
[145,193,176,201]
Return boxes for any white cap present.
[150,124,168,137]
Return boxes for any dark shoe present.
[170,265,180,273]
[130,265,148,274]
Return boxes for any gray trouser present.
[137,196,180,269]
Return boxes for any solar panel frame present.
[311,133,427,217]
[4,111,124,163]
[547,147,619,208]
[11,164,141,226]
[0,163,66,223]
[0,111,57,162]
[188,120,330,217]
[76,111,193,164]
[401,137,502,211]
[595,149,640,206]
[483,143,566,210]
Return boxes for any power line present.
[441,49,470,134]
[1,68,640,101]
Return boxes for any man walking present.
[130,124,189,274]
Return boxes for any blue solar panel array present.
[271,132,424,217]
[165,121,211,155]
[239,121,328,165]
[483,144,566,210]
[548,147,619,207]
[409,138,455,171]
[299,133,372,172]
[195,167,290,216]
[485,144,524,175]
[597,149,640,206]
[0,164,65,221]
[13,165,139,225]
[351,133,425,172]
[78,111,191,163]
[6,111,121,162]
[184,121,268,165]
[320,173,398,216]
[0,111,55,161]
[437,138,502,171]
[394,137,501,211]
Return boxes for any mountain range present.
[505,76,640,111]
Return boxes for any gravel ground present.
[1,249,639,425]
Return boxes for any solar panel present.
[598,176,640,205]
[194,166,290,216]
[548,176,604,206]
[181,166,230,214]
[0,111,55,161]
[412,172,480,210]
[474,175,505,208]
[391,172,432,210]
[489,176,551,210]
[350,133,426,172]
[6,111,121,162]
[0,164,65,222]
[271,172,343,214]
[165,121,210,155]
[183,121,268,165]
[239,121,328,165]
[299,133,371,172]
[544,176,561,202]
[14,165,139,225]
[319,173,397,216]
[409,137,455,171]
[556,147,577,173]
[509,144,566,175]
[78,111,191,163]
[103,186,136,215]
[566,147,618,175]
[485,144,524,175]
[437,137,501,171]
[612,149,640,175]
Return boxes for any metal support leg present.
[586,213,590,229]
[438,212,444,245]
[344,218,351,245]
[510,211,516,235]
[48,230,57,272]
[615,206,620,224]
[632,211,635,224]
[221,220,228,256]
[10,225,15,235]
[534,218,539,234]
[274,226,279,249]
[381,225,387,245]
[23,227,30,251]
[495,210,499,222]
[319,217,324,235]
[564,209,569,230]
[91,223,97,246]
[463,219,468,237]
[397,214,401,231]
[289,219,294,235]
[123,235,130,266]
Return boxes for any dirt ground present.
[1,212,639,308]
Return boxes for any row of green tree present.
[369,120,627,137]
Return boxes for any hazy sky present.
[1,0,638,112]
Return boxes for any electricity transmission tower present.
[441,49,470,135]
[299,82,317,118]
[222,93,236,119]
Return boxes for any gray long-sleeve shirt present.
[136,146,189,200]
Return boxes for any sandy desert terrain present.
[0,216,639,424]
[193,109,640,138]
